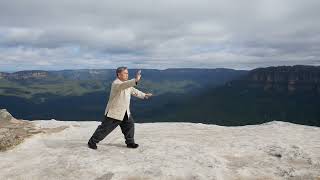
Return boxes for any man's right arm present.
[113,70,141,90]
[114,78,137,90]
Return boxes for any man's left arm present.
[131,87,146,99]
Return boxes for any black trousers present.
[89,111,135,145]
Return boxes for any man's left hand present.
[144,93,153,99]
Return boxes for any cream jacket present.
[104,78,146,121]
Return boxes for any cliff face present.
[0,71,49,80]
[0,72,9,79]
[229,65,320,93]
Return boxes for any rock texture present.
[0,109,68,151]
[0,109,41,151]
[0,115,319,180]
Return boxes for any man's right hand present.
[135,70,142,82]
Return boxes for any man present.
[88,67,152,149]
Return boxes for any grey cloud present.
[0,0,320,71]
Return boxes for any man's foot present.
[88,139,97,150]
[127,143,139,148]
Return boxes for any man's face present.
[118,69,129,81]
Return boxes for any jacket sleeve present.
[114,78,137,90]
[131,87,146,99]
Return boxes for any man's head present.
[116,66,129,81]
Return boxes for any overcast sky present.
[0,0,319,72]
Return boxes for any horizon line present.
[1,64,319,73]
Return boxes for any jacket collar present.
[115,77,125,82]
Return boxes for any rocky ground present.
[0,109,320,180]
[0,109,68,151]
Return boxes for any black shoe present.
[127,143,139,148]
[88,139,97,150]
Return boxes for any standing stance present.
[88,67,152,149]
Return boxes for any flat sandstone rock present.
[0,110,319,179]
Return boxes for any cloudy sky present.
[0,0,319,72]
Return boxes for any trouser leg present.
[89,114,121,144]
[120,111,135,144]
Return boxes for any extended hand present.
[144,93,153,99]
[135,70,142,82]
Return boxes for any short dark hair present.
[116,66,127,77]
